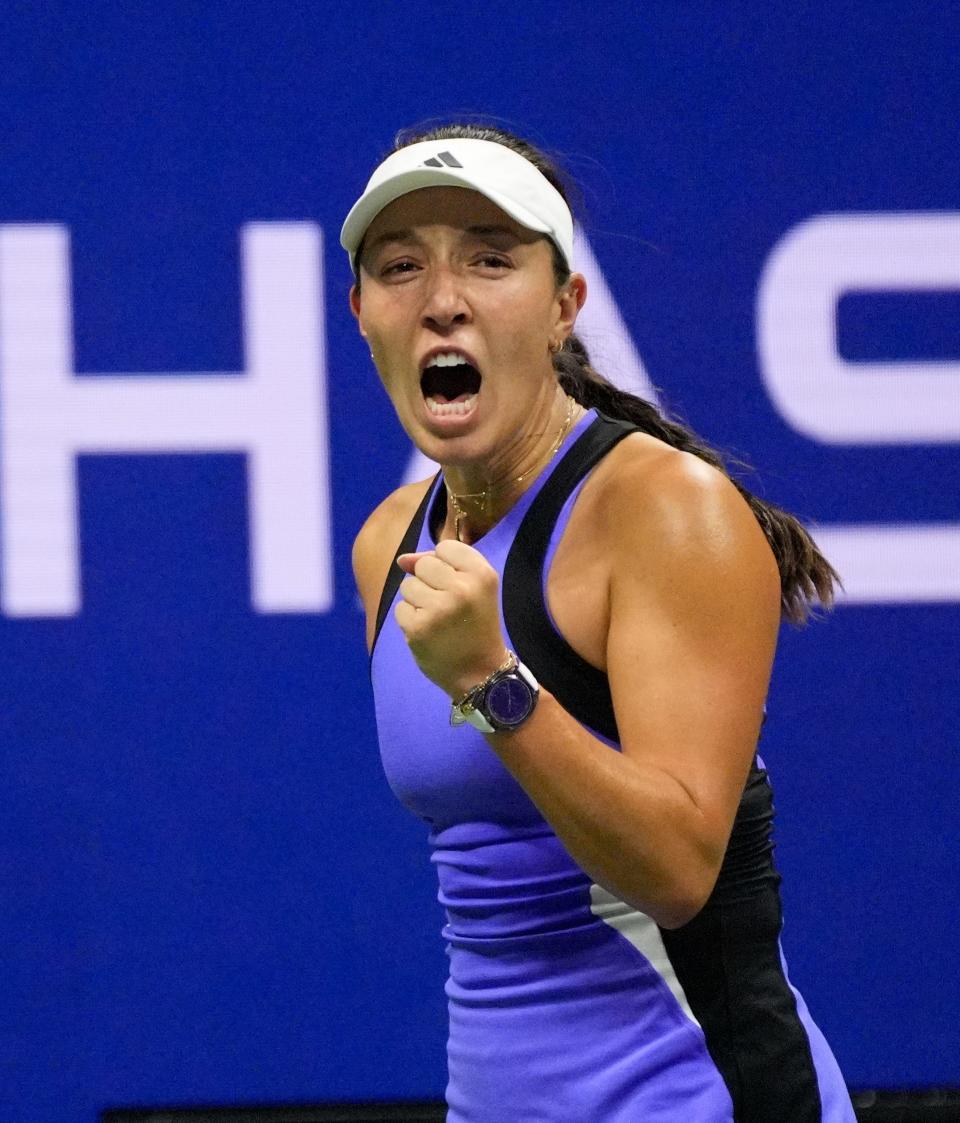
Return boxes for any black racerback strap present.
[371,476,439,655]
[502,412,638,743]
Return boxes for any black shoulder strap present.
[502,413,637,743]
[371,476,439,656]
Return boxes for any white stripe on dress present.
[589,883,701,1026]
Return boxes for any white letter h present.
[0,223,331,617]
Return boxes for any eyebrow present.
[364,223,523,256]
[364,229,418,254]
[466,224,522,241]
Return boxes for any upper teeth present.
[426,352,469,368]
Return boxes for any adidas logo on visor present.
[422,151,463,168]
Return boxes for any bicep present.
[605,464,781,849]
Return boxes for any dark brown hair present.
[392,123,841,624]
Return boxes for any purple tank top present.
[369,409,855,1123]
[373,407,598,830]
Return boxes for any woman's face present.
[350,186,584,468]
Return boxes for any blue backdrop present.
[2,4,958,1121]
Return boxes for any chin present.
[414,431,477,467]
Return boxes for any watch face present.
[485,674,534,727]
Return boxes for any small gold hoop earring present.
[549,338,563,355]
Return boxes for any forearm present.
[487,688,725,929]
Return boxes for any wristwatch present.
[450,653,540,733]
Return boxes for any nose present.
[421,265,470,332]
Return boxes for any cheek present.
[362,302,414,361]
[496,283,556,332]
[360,317,400,379]
[492,303,553,360]
[369,349,412,408]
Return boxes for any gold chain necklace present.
[447,395,577,543]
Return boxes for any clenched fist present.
[395,539,510,700]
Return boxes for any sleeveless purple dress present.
[370,410,855,1122]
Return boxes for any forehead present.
[362,185,541,247]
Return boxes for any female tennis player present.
[345,123,855,1122]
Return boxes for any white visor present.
[340,138,574,273]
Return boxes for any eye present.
[380,259,421,279]
[474,253,511,270]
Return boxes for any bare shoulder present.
[589,432,781,602]
[352,476,436,592]
[353,476,436,648]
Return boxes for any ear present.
[553,273,587,342]
[349,284,367,337]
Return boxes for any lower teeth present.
[426,394,477,417]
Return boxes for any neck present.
[443,387,582,544]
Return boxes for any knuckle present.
[480,566,498,590]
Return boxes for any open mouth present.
[420,352,482,417]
